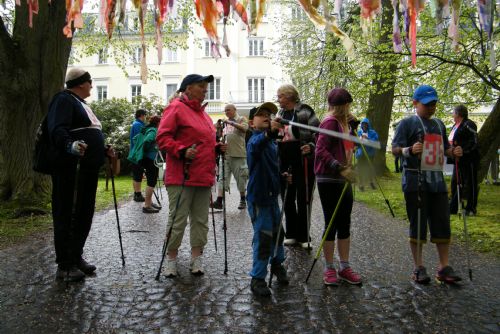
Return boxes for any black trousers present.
[450,160,479,214]
[279,141,315,243]
[51,166,99,268]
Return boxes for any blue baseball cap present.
[413,85,438,104]
[179,74,214,92]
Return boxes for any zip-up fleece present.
[156,96,216,187]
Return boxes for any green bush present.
[90,95,165,174]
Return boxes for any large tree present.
[0,1,71,204]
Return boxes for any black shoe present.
[210,201,223,210]
[151,203,162,210]
[251,278,271,297]
[134,193,145,202]
[238,200,246,210]
[436,266,462,283]
[270,263,289,285]
[412,266,431,284]
[56,266,85,282]
[143,206,160,214]
[77,258,96,275]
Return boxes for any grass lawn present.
[0,175,132,249]
[354,154,500,256]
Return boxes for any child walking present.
[314,88,362,286]
[246,102,290,297]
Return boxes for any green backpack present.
[127,130,147,165]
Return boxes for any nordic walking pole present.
[108,155,126,266]
[455,159,473,281]
[153,188,162,208]
[305,182,349,283]
[304,156,312,250]
[210,192,218,252]
[269,167,291,287]
[416,137,423,278]
[277,119,381,149]
[155,144,196,280]
[221,133,228,275]
[360,144,395,218]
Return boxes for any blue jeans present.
[247,199,285,279]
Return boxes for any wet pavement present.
[0,182,499,333]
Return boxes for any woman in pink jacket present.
[156,74,223,278]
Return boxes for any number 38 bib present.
[421,133,444,171]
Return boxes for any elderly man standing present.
[212,104,249,210]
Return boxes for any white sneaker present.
[165,258,177,278]
[190,256,204,276]
[300,242,312,250]
[284,238,297,246]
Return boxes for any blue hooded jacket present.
[356,118,379,158]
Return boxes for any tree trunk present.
[366,0,398,174]
[477,96,500,181]
[0,1,71,204]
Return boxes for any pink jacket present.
[156,96,217,187]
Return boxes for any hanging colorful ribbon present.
[448,0,461,51]
[359,0,381,35]
[408,0,425,67]
[392,0,402,53]
[477,0,496,73]
[432,0,449,34]
[195,0,222,59]
[63,0,84,38]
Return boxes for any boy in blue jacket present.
[247,102,290,297]
[355,118,379,190]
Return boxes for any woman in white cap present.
[47,68,113,282]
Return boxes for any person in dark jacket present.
[276,84,320,248]
[130,109,147,202]
[48,68,113,282]
[355,118,379,191]
[448,104,480,216]
[247,102,290,297]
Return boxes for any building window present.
[248,78,265,103]
[164,48,178,62]
[204,40,213,57]
[96,85,108,101]
[98,48,108,64]
[131,84,142,102]
[248,38,264,56]
[131,47,142,64]
[292,6,306,20]
[207,78,221,101]
[166,83,178,101]
[292,39,307,56]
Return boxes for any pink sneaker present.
[338,267,362,285]
[323,268,339,286]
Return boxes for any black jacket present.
[448,118,479,164]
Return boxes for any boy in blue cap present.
[246,102,291,297]
[392,85,463,284]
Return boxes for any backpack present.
[33,116,59,174]
[127,127,150,164]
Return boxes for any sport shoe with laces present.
[270,263,289,285]
[251,278,271,297]
[164,258,177,278]
[142,206,160,214]
[338,267,362,285]
[56,266,85,282]
[190,256,204,276]
[151,203,162,210]
[134,193,145,202]
[323,267,339,286]
[238,200,246,210]
[210,200,223,210]
[283,238,296,246]
[436,266,462,283]
[412,265,431,284]
[77,258,96,275]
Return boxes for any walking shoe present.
[56,266,85,282]
[142,206,160,214]
[164,258,177,278]
[134,193,145,202]
[151,203,162,210]
[436,266,462,283]
[77,258,96,275]
[238,200,246,210]
[270,263,289,285]
[283,238,296,246]
[338,267,362,285]
[300,242,312,250]
[190,256,204,276]
[251,278,271,297]
[412,266,431,284]
[323,268,339,286]
[210,200,223,210]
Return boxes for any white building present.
[70,2,298,119]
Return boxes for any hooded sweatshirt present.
[355,118,379,159]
